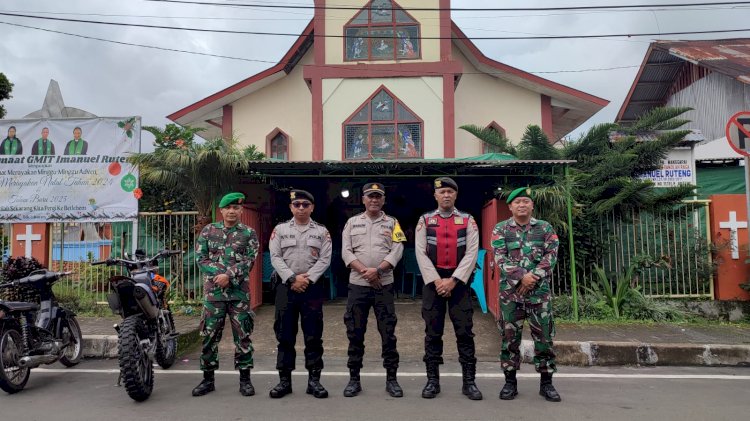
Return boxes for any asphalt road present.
[1,359,748,421]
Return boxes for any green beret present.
[290,189,314,203]
[219,192,245,208]
[434,177,458,191]
[363,182,385,195]
[506,187,533,204]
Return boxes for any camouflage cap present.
[506,187,533,204]
[219,192,245,208]
[434,177,458,191]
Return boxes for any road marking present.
[33,368,750,380]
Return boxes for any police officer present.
[269,189,332,399]
[341,182,406,398]
[192,192,259,397]
[415,177,482,400]
[491,187,561,402]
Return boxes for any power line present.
[144,0,750,12]
[0,20,640,74]
[2,11,750,39]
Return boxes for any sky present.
[1,0,748,147]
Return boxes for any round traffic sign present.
[726,111,750,157]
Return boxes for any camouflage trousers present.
[199,299,255,371]
[500,298,556,373]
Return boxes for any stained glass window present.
[268,131,288,160]
[483,123,507,154]
[344,86,423,160]
[344,0,420,61]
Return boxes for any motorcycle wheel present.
[118,315,153,402]
[0,327,30,394]
[155,312,177,369]
[59,316,83,367]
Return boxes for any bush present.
[622,291,685,322]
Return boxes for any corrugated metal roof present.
[617,38,750,123]
[242,158,574,177]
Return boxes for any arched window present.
[344,0,420,61]
[266,129,289,160]
[344,86,423,160]
[483,121,507,154]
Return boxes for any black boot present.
[343,368,362,397]
[239,369,255,396]
[192,371,215,397]
[421,364,440,399]
[539,372,561,402]
[385,368,403,398]
[269,370,292,399]
[461,363,483,400]
[499,370,518,400]
[306,369,329,399]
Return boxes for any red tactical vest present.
[424,210,470,269]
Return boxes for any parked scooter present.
[0,270,83,394]
[94,249,182,402]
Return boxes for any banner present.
[639,148,696,188]
[0,117,140,222]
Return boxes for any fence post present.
[565,165,579,320]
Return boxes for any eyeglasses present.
[292,201,312,209]
[365,193,384,199]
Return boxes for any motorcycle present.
[94,249,183,402]
[0,270,83,394]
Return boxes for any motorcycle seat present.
[1,301,39,312]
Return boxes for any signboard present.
[725,111,750,157]
[0,117,140,222]
[639,148,695,188]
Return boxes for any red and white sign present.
[725,111,750,157]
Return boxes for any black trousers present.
[344,283,399,370]
[273,281,325,372]
[422,269,476,366]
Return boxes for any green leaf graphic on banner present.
[121,173,137,192]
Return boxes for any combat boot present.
[239,368,255,396]
[269,370,292,399]
[385,368,403,398]
[191,371,215,397]
[461,363,483,400]
[499,370,518,400]
[343,368,362,397]
[421,364,440,399]
[306,369,329,398]
[539,372,561,402]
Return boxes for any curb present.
[547,340,750,367]
[83,328,201,359]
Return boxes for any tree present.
[128,125,265,231]
[516,125,559,160]
[459,124,517,156]
[0,73,14,119]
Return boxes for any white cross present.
[16,225,42,258]
[719,211,748,260]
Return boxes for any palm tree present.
[459,124,517,156]
[128,127,263,231]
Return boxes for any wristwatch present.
[286,275,296,285]
[451,276,461,284]
[376,267,385,277]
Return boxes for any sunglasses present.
[292,201,312,209]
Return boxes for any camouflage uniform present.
[196,221,259,371]
[491,217,559,373]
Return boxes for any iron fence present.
[550,200,713,298]
[48,212,202,304]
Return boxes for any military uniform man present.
[491,187,561,402]
[192,192,259,397]
[341,182,406,398]
[415,177,483,401]
[269,189,332,399]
